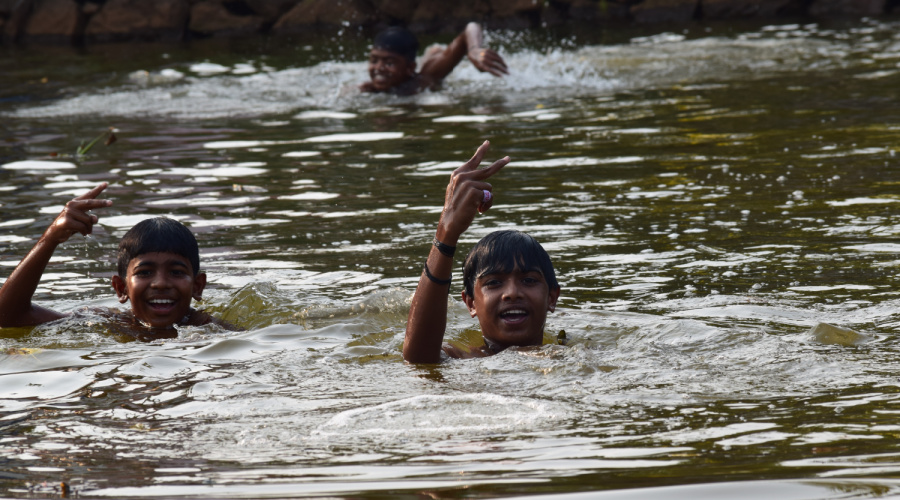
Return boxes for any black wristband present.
[432,236,456,258]
[423,261,451,286]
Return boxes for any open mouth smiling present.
[500,308,528,323]
[148,298,176,311]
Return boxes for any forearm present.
[0,236,64,327]
[447,23,484,62]
[403,227,459,363]
[463,22,484,51]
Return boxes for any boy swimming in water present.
[0,183,234,338]
[403,142,561,363]
[360,22,509,95]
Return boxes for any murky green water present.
[2,17,900,499]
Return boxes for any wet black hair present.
[117,217,200,278]
[373,26,419,62]
[462,230,559,298]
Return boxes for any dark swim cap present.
[373,26,419,62]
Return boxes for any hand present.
[45,182,112,245]
[437,141,510,243]
[467,47,509,77]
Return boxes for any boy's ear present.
[192,272,207,301]
[111,275,128,303]
[547,286,561,313]
[462,291,477,318]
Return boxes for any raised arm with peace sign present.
[0,183,113,328]
[403,141,511,363]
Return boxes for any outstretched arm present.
[419,22,509,84]
[0,183,112,328]
[403,142,510,363]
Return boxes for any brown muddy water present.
[2,17,900,499]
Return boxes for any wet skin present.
[367,48,416,92]
[111,252,206,329]
[463,267,560,350]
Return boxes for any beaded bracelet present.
[423,261,451,286]
[432,236,456,258]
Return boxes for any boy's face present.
[462,266,560,350]
[111,252,206,329]
[368,48,416,91]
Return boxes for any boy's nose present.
[150,274,170,288]
[501,281,521,300]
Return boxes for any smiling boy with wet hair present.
[116,217,201,280]
[403,142,562,363]
[0,183,234,337]
[462,230,559,300]
[360,22,509,95]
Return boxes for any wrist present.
[432,236,456,258]
[38,230,64,249]
[434,224,460,247]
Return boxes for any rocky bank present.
[1,0,898,45]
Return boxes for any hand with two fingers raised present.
[435,141,510,246]
[45,182,113,245]
[0,182,113,328]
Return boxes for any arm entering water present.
[403,142,509,363]
[0,183,112,328]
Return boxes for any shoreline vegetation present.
[2,0,899,46]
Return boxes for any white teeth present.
[501,309,527,316]
[149,299,174,304]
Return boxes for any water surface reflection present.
[2,18,900,499]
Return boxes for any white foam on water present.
[283,151,322,158]
[2,160,76,170]
[432,115,494,123]
[189,62,230,75]
[827,197,900,206]
[5,35,846,121]
[305,132,403,142]
[315,393,563,438]
[294,110,357,119]
[846,243,900,252]
[166,165,268,177]
[278,192,340,201]
[0,218,35,228]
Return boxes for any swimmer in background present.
[0,183,237,340]
[403,141,561,363]
[360,22,509,95]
